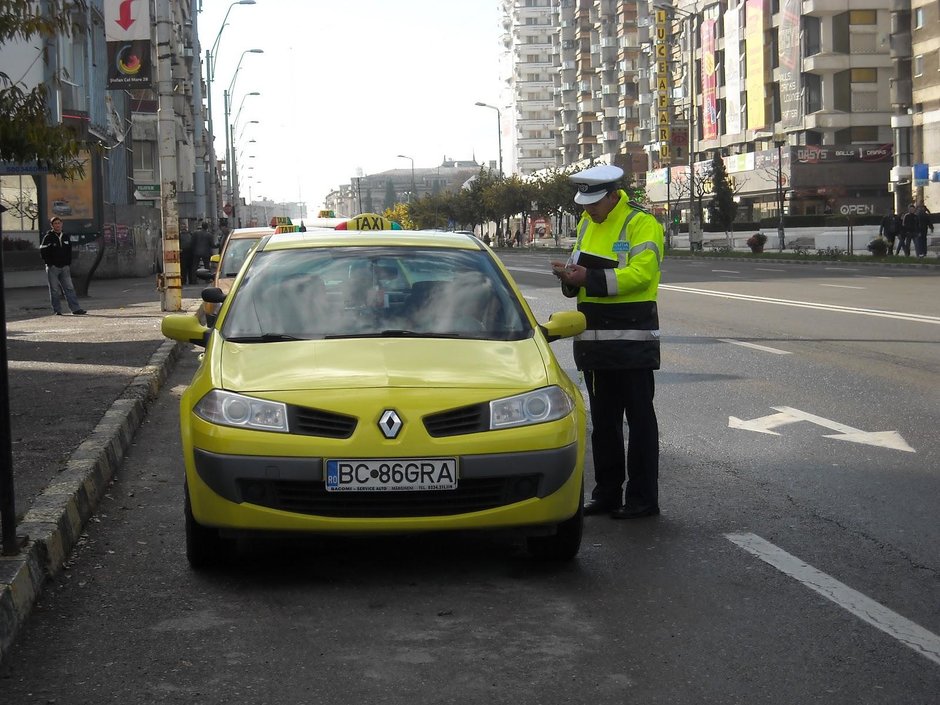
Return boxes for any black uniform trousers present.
[583,367,659,508]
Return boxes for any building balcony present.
[890,78,913,106]
[889,32,912,59]
[803,0,849,16]
[803,53,851,73]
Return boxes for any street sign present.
[0,162,48,175]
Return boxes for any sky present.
[198,0,504,215]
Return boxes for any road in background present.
[1,255,938,703]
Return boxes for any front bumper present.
[187,443,582,532]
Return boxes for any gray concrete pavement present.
[0,272,200,661]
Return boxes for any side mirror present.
[162,313,209,347]
[201,287,226,304]
[540,310,586,343]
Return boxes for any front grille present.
[289,406,357,438]
[423,403,488,437]
[236,475,541,517]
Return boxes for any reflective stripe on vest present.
[575,328,661,342]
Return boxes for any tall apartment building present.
[501,0,558,175]
[642,0,914,225]
[910,0,939,210]
[554,0,647,177]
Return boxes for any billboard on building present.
[724,4,742,136]
[701,19,718,141]
[104,0,152,89]
[745,0,767,130]
[779,0,802,129]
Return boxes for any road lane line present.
[819,284,865,290]
[755,267,785,272]
[725,533,940,666]
[718,338,791,355]
[660,284,940,325]
[712,269,740,274]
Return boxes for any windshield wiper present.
[322,330,463,339]
[225,333,304,343]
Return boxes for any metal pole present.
[224,89,232,220]
[687,13,697,251]
[157,0,181,311]
[0,212,23,555]
[205,49,218,237]
[777,140,786,250]
[496,108,503,176]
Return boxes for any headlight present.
[489,386,574,430]
[194,390,289,432]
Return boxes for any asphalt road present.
[1,255,938,704]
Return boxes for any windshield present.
[219,238,262,278]
[220,246,531,341]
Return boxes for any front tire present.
[526,500,583,561]
[184,483,230,569]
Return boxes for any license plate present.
[325,458,458,492]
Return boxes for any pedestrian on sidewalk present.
[193,221,213,273]
[913,203,933,258]
[878,207,901,255]
[898,204,917,256]
[180,224,194,285]
[39,216,86,316]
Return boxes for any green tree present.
[707,153,738,244]
[1,1,87,178]
[383,178,397,210]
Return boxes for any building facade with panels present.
[641,0,911,229]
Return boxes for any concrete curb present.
[0,338,185,662]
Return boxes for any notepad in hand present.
[573,250,617,269]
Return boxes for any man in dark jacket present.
[898,204,917,256]
[878,207,901,254]
[913,204,934,258]
[39,216,86,315]
[192,221,213,272]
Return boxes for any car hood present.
[217,337,549,392]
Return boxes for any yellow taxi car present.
[162,226,587,568]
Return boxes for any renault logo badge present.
[378,409,403,439]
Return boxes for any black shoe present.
[610,502,660,519]
[72,309,87,315]
[584,499,622,516]
[54,311,62,315]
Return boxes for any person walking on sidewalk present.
[878,207,901,255]
[913,203,933,258]
[39,216,86,316]
[898,204,917,256]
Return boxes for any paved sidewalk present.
[0,273,200,661]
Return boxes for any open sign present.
[840,204,874,215]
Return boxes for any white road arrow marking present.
[728,406,915,452]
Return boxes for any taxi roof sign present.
[269,216,293,228]
[335,213,402,231]
[273,224,302,234]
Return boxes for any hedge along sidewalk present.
[0,337,186,662]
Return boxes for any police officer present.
[550,164,664,519]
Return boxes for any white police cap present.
[570,164,624,205]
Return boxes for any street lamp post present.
[205,1,257,237]
[755,131,787,250]
[397,154,416,203]
[474,102,503,176]
[225,90,260,217]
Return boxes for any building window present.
[913,54,924,77]
[848,10,876,24]
[849,126,878,142]
[804,16,821,56]
[804,73,822,113]
[133,142,154,173]
[913,7,924,28]
[850,68,877,83]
